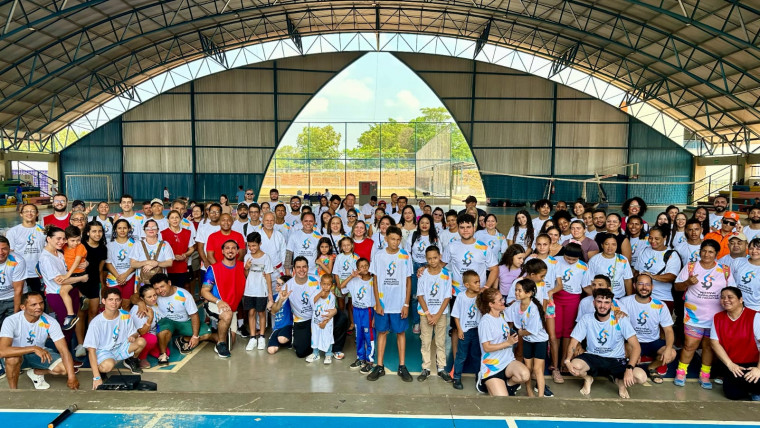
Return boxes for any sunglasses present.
[723,220,736,226]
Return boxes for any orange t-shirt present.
[63,243,88,273]
[703,231,733,259]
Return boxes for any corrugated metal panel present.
[123,173,194,201]
[60,118,123,197]
[196,174,264,201]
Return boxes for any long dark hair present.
[111,218,133,242]
[515,278,547,332]
[83,221,106,246]
[315,237,334,263]
[499,244,525,268]
[692,206,711,236]
[511,210,534,248]
[411,214,439,248]
[399,205,417,227]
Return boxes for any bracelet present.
[93,376,101,381]
[191,335,199,339]
[403,303,409,307]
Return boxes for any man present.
[566,288,647,398]
[591,208,607,235]
[85,288,146,389]
[150,199,169,231]
[205,214,246,265]
[273,204,292,241]
[43,194,71,228]
[285,196,303,229]
[458,195,486,219]
[6,206,45,293]
[163,187,170,202]
[361,196,377,220]
[89,201,114,238]
[705,211,741,259]
[115,194,146,239]
[719,233,748,266]
[710,195,729,232]
[151,273,213,363]
[377,200,387,214]
[389,196,406,223]
[324,188,332,199]
[242,203,263,238]
[617,274,676,383]
[201,240,246,358]
[337,193,361,227]
[555,201,568,212]
[389,193,399,215]
[744,205,760,242]
[0,292,79,390]
[231,202,249,236]
[260,212,286,288]
[415,200,426,217]
[532,199,552,231]
[195,203,222,271]
[142,201,153,219]
[0,237,27,323]
[236,186,246,204]
[269,188,280,205]
[242,189,256,207]
[285,212,321,275]
[270,257,320,358]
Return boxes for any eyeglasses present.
[348,215,357,218]
[53,200,66,204]
[145,227,158,231]
[245,193,253,196]
[71,218,85,222]
[723,220,737,226]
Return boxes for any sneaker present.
[714,377,724,385]
[417,369,430,382]
[62,315,79,331]
[246,338,257,351]
[674,368,686,387]
[123,357,143,374]
[698,372,713,390]
[324,355,332,365]
[139,359,151,369]
[506,382,521,396]
[26,370,50,390]
[551,368,565,384]
[238,324,250,338]
[74,344,86,358]
[174,337,191,355]
[534,386,554,397]
[157,353,170,366]
[475,372,486,393]
[360,362,373,374]
[334,352,345,360]
[751,394,760,402]
[367,365,386,381]
[0,366,5,380]
[350,359,364,370]
[306,353,321,363]
[453,378,464,390]
[72,360,83,368]
[397,365,413,382]
[214,342,231,358]
[412,324,420,334]
[257,337,266,350]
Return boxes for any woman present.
[399,205,418,242]
[351,220,374,261]
[656,212,671,229]
[544,226,563,257]
[571,201,585,222]
[504,211,534,251]
[319,211,333,235]
[692,206,711,237]
[626,215,648,266]
[161,210,195,290]
[476,213,508,259]
[666,205,680,223]
[105,219,137,307]
[370,207,386,236]
[219,194,232,214]
[370,215,395,259]
[673,239,734,389]
[594,213,633,262]
[260,202,271,216]
[432,207,445,235]
[621,196,648,232]
[192,204,205,229]
[69,211,87,233]
[317,196,330,217]
[670,212,688,247]
[38,227,88,342]
[538,219,556,236]
[553,211,572,244]
[475,287,530,396]
[73,221,108,358]
[129,284,167,367]
[326,216,347,254]
[346,210,358,233]
[710,287,760,401]
[730,237,760,311]
[407,214,439,333]
[562,220,599,262]
[129,219,174,288]
[634,226,679,307]
[588,235,633,298]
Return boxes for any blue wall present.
[60,119,123,200]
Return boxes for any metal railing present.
[13,161,55,197]
[690,165,733,205]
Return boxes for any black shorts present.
[243,296,268,312]
[523,340,548,360]
[449,296,457,330]
[576,353,627,379]
[268,326,293,347]
[78,283,101,300]
[477,366,509,392]
[640,339,665,358]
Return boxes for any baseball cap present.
[72,200,85,208]
[463,195,477,204]
[723,211,740,222]
[729,232,748,242]
[238,202,248,210]
[150,198,164,206]
[378,200,387,205]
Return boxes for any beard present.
[594,308,611,318]
[239,214,248,220]
[53,205,67,213]
[715,205,726,213]
[751,218,760,224]
[635,290,651,299]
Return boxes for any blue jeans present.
[410,261,426,327]
[453,328,481,380]
[313,345,333,357]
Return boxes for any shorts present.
[71,271,87,278]
[449,296,458,329]
[268,326,293,347]
[21,349,62,371]
[374,312,408,334]
[478,365,509,391]
[109,276,136,300]
[243,296,268,312]
[204,301,238,333]
[158,316,212,338]
[640,339,666,358]
[523,340,548,360]
[79,281,101,300]
[95,341,133,364]
[684,324,711,339]
[575,353,627,379]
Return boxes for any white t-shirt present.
[129,239,175,284]
[506,300,548,342]
[280,276,320,323]
[0,312,63,348]
[369,248,413,314]
[505,227,529,249]
[635,247,682,302]
[442,240,497,295]
[120,213,146,239]
[345,276,375,309]
[106,238,136,286]
[406,233,436,264]
[532,217,548,232]
[332,253,358,283]
[5,223,45,279]
[743,225,760,243]
[231,219,248,236]
[478,312,515,379]
[709,213,724,232]
[156,288,198,322]
[0,253,27,301]
[38,249,67,294]
[244,253,274,297]
[476,229,508,258]
[617,295,674,343]
[84,310,137,352]
[286,229,321,272]
[507,277,549,304]
[195,222,221,246]
[671,231,687,246]
[259,229,286,271]
[417,268,451,315]
[629,236,648,267]
[571,313,636,359]
[361,203,375,219]
[439,229,461,251]
[89,216,114,238]
[129,304,158,335]
[675,242,701,267]
[527,254,558,291]
[284,212,302,229]
[555,257,590,294]
[676,262,735,328]
[153,217,169,232]
[730,257,760,310]
[273,222,292,242]
[575,295,620,323]
[451,292,481,332]
[369,232,388,259]
[311,293,335,352]
[587,253,633,298]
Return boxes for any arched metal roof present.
[1,0,759,154]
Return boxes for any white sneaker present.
[324,355,332,365]
[257,336,265,350]
[306,353,320,363]
[74,344,86,358]
[246,338,256,351]
[27,370,50,390]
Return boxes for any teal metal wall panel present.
[60,118,123,198]
[123,173,194,201]
[195,174,264,202]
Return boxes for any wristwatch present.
[625,364,634,370]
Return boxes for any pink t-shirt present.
[676,262,735,329]
[498,265,521,297]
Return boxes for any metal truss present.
[0,0,758,154]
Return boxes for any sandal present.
[648,368,664,384]
[157,354,170,366]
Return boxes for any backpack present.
[656,249,680,275]
[139,240,165,284]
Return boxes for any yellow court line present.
[76,341,208,374]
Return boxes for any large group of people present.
[0,189,758,402]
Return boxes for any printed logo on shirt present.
[357,285,367,300]
[166,302,175,314]
[26,330,36,344]
[342,259,351,272]
[27,232,36,246]
[482,353,500,378]
[386,261,397,276]
[702,273,715,290]
[742,271,756,284]
[689,250,699,263]
[643,256,657,270]
[462,251,473,267]
[416,240,426,253]
[117,249,128,262]
[562,268,574,282]
[431,280,439,297]
[112,325,120,343]
[300,291,310,306]
[467,302,477,319]
[637,310,649,326]
[607,264,616,279]
[302,238,312,250]
[474,242,488,253]
[597,328,609,345]
[0,269,5,286]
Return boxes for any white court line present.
[506,417,519,428]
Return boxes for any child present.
[368,226,413,382]
[333,237,358,327]
[497,244,526,301]
[416,246,452,382]
[508,279,550,397]
[243,232,274,351]
[315,237,335,278]
[339,258,375,373]
[407,213,439,334]
[306,274,337,364]
[451,269,483,390]
[58,225,88,330]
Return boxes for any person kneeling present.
[565,288,647,399]
[85,288,146,390]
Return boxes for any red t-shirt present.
[43,213,71,229]
[353,238,374,262]
[206,230,245,262]
[161,228,192,274]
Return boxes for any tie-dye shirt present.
[478,311,516,379]
[676,262,735,328]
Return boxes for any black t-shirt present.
[83,240,108,289]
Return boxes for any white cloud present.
[383,90,422,119]
[322,75,374,102]
[395,90,420,110]
[300,96,329,117]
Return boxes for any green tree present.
[295,125,342,169]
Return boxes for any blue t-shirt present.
[273,293,293,329]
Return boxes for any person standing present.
[163,187,170,202]
[236,186,246,204]
[161,210,195,290]
[43,194,71,229]
[6,204,45,293]
[115,195,145,240]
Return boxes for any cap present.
[729,232,748,242]
[237,202,248,209]
[150,198,164,206]
[723,211,740,221]
[463,195,477,204]
[378,200,387,205]
[71,200,85,208]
